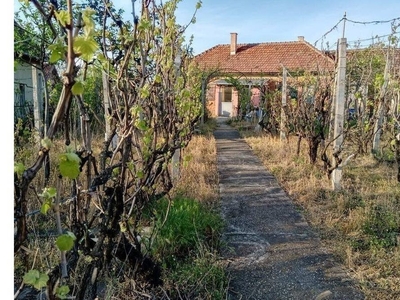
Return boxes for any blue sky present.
[116,0,400,54]
[13,0,400,54]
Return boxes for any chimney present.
[298,36,305,42]
[230,32,238,55]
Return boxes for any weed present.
[362,204,400,249]
[150,197,224,266]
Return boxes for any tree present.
[287,72,334,164]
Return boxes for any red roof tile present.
[194,40,335,75]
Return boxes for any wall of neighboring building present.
[14,63,34,121]
[14,61,45,141]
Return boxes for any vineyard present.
[13,0,400,299]
[13,0,226,298]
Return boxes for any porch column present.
[215,85,221,116]
[232,89,238,117]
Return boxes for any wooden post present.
[102,71,117,149]
[331,38,347,191]
[280,67,287,140]
[201,76,206,124]
[372,51,390,153]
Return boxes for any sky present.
[114,0,400,55]
[13,0,400,54]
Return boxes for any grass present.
[230,121,400,300]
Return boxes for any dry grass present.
[171,134,219,205]
[241,131,400,300]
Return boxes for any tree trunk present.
[296,135,302,156]
[102,71,117,149]
[308,137,320,164]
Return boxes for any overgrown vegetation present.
[14,0,231,299]
[229,129,400,300]
[14,118,229,299]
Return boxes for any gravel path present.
[214,119,365,300]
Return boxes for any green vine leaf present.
[14,162,25,177]
[196,1,202,9]
[82,8,96,36]
[48,42,66,63]
[56,285,70,299]
[59,152,81,179]
[54,10,70,27]
[40,187,57,199]
[56,232,76,251]
[73,36,98,61]
[40,199,52,215]
[23,269,49,290]
[39,187,57,215]
[135,119,148,131]
[71,81,84,95]
[41,137,53,150]
[136,170,144,179]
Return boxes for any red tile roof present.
[194,40,336,75]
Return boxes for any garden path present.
[214,118,365,300]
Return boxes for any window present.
[222,86,233,102]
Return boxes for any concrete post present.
[331,38,347,191]
[32,66,43,143]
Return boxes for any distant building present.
[194,33,335,117]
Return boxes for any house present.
[194,33,336,117]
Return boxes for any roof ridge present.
[218,40,307,47]
[300,40,336,63]
[195,44,225,57]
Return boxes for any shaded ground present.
[214,118,364,300]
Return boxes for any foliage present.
[14,0,205,299]
[14,0,54,61]
[345,45,388,154]
[23,269,49,290]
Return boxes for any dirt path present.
[214,119,365,300]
